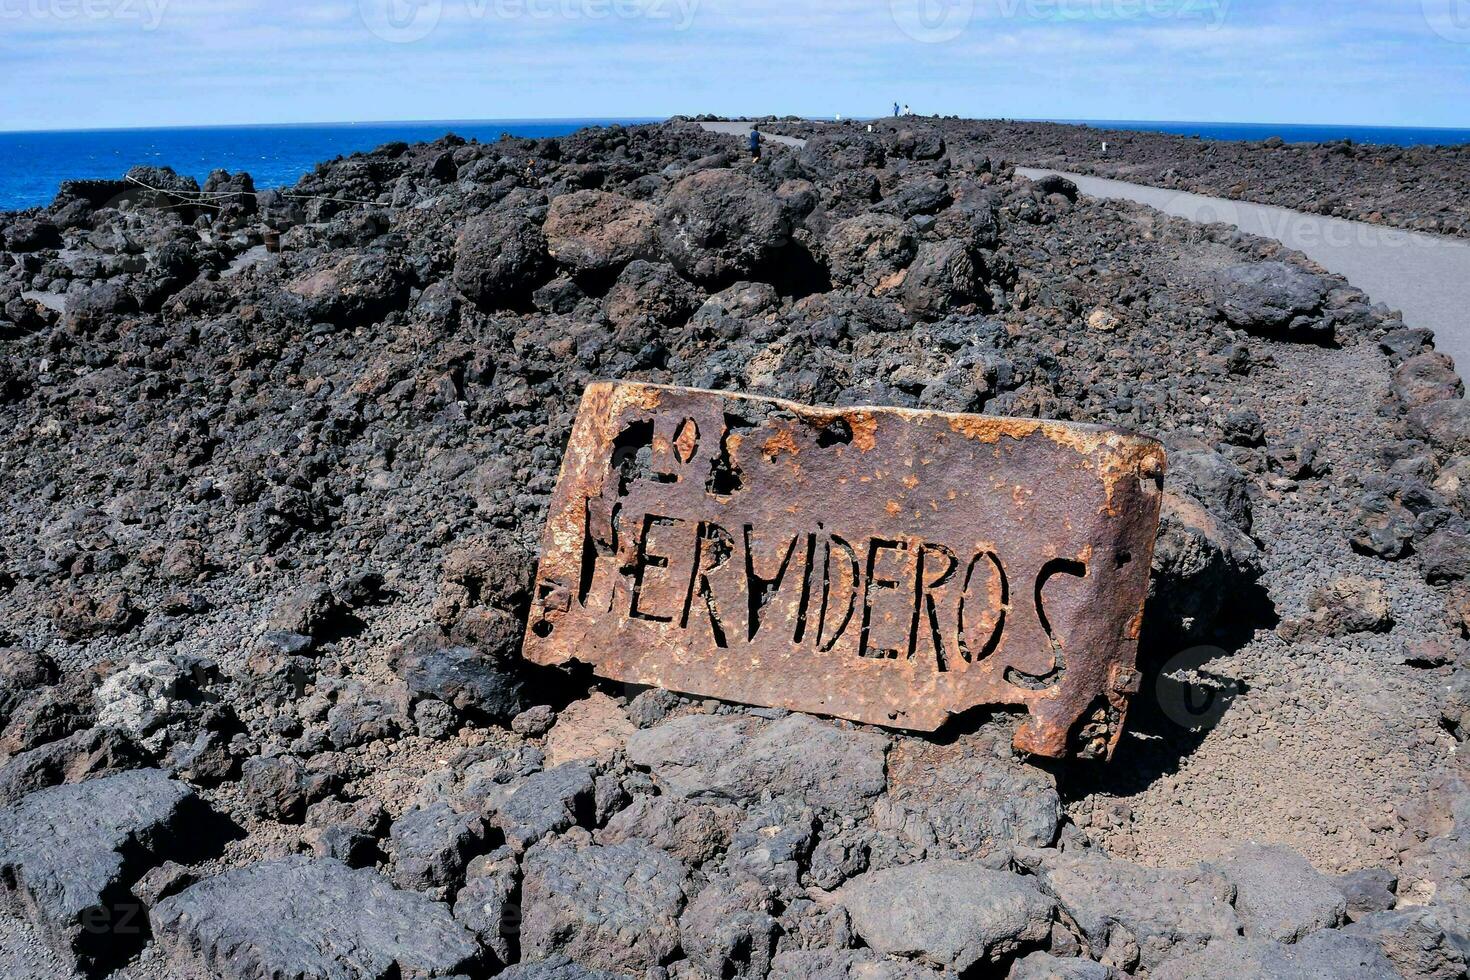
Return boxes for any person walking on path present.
[748,127,761,163]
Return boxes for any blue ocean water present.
[3,116,1468,213]
[1055,119,1470,147]
[0,118,660,212]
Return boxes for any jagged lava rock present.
[0,770,194,971]
[150,856,482,979]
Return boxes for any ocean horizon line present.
[3,115,1468,138]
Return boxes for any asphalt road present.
[697,120,808,148]
[1017,168,1470,371]
[701,124,1469,370]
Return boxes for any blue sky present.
[1,0,1467,131]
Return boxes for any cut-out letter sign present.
[523,382,1166,758]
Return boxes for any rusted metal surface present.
[523,382,1166,758]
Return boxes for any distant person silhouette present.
[893,101,900,116]
[748,128,761,162]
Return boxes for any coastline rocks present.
[151,856,482,979]
[656,169,791,282]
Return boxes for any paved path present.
[697,120,807,149]
[1017,168,1470,370]
[694,123,1470,370]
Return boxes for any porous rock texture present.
[0,118,1467,978]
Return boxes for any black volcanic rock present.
[0,770,194,971]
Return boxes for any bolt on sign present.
[523,382,1167,758]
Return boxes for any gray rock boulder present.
[453,210,551,308]
[1334,867,1397,920]
[1151,487,1263,640]
[1215,843,1347,942]
[1038,853,1240,972]
[452,850,520,967]
[544,189,659,275]
[898,239,981,319]
[1393,352,1463,409]
[1410,399,1470,456]
[823,212,916,294]
[656,169,791,282]
[0,726,149,805]
[770,948,954,979]
[520,836,690,974]
[597,794,742,866]
[498,956,631,979]
[0,770,194,971]
[872,740,1061,857]
[679,875,778,980]
[388,801,486,896]
[1151,931,1398,979]
[1213,261,1331,336]
[150,856,482,979]
[1343,907,1469,980]
[479,760,597,851]
[1007,951,1122,978]
[838,860,1054,972]
[625,713,888,811]
[726,796,816,893]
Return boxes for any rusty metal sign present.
[523,382,1166,758]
